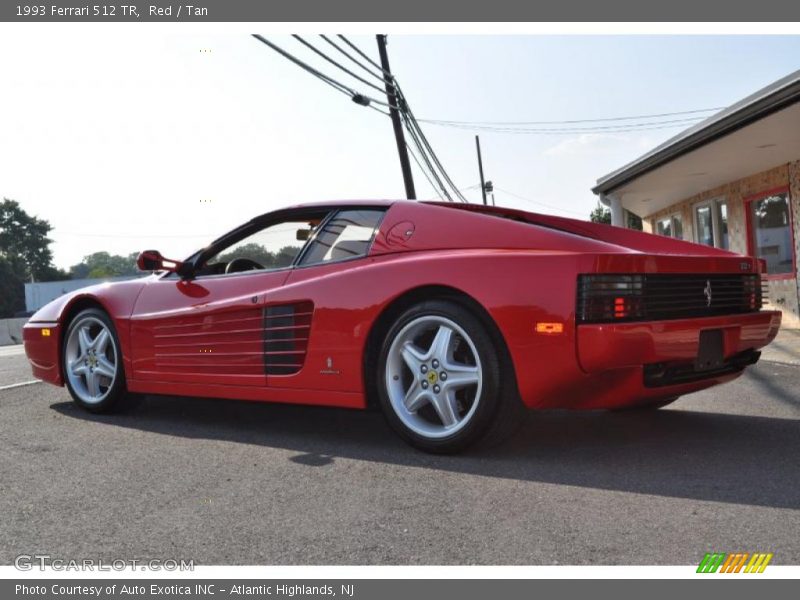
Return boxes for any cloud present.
[542,133,623,157]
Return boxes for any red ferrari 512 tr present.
[23,200,781,452]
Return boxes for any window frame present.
[656,213,684,240]
[744,186,796,281]
[692,196,728,249]
[169,204,386,281]
[293,207,387,270]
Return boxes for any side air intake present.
[263,301,314,375]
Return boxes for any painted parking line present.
[0,380,41,391]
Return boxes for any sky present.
[1,33,800,269]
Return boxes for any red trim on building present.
[744,185,796,281]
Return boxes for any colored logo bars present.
[697,552,773,573]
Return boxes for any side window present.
[200,216,325,276]
[298,209,385,267]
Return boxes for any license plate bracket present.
[695,329,724,371]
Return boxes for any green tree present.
[590,201,611,224]
[274,244,302,268]
[217,243,277,269]
[589,201,643,231]
[0,256,25,318]
[69,251,139,279]
[38,264,71,281]
[0,198,55,281]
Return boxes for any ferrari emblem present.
[427,371,438,385]
[704,280,712,307]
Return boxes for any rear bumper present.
[22,321,62,385]
[577,310,781,374]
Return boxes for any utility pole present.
[475,135,487,205]
[376,34,416,200]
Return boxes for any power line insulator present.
[351,94,371,107]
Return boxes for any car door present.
[128,210,329,387]
[263,207,388,391]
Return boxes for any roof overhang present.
[593,69,800,218]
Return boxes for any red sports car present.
[23,200,781,452]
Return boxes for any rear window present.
[298,209,385,266]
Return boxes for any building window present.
[717,201,729,249]
[656,214,683,239]
[695,204,714,246]
[693,198,729,249]
[746,189,794,277]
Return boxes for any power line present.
[251,34,393,110]
[418,116,707,134]
[397,87,469,202]
[423,120,709,136]
[402,116,453,201]
[291,35,387,95]
[252,34,354,97]
[309,34,464,204]
[250,34,489,204]
[405,142,444,200]
[493,186,586,217]
[319,34,386,82]
[419,107,725,126]
[403,111,456,201]
[338,35,391,77]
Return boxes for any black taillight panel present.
[577,274,763,324]
[577,275,645,323]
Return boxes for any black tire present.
[62,308,134,414]
[376,299,523,453]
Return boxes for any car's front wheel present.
[377,300,521,453]
[63,308,130,413]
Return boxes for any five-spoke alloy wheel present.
[377,299,520,453]
[385,315,483,439]
[63,308,128,413]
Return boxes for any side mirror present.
[296,228,311,241]
[137,250,183,273]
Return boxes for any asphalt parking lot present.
[1,346,798,565]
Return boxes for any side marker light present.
[536,322,564,334]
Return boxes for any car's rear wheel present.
[376,300,521,453]
[63,308,130,413]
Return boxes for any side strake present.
[151,305,265,376]
[263,301,314,375]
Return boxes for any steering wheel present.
[225,257,264,274]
